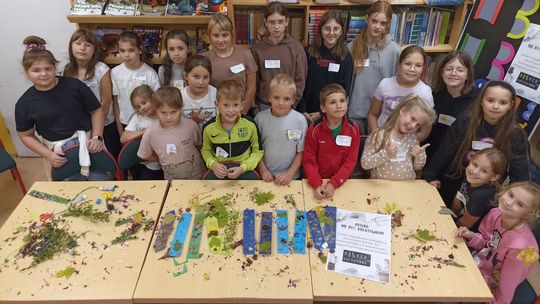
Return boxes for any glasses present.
[267,19,287,26]
[443,66,467,74]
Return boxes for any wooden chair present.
[51,144,122,181]
[0,138,26,194]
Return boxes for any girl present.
[137,87,205,180]
[158,29,190,88]
[451,148,506,232]
[298,9,353,124]
[203,14,257,114]
[15,36,104,177]
[348,0,400,134]
[63,29,122,158]
[361,94,436,180]
[425,50,479,162]
[180,55,217,128]
[251,2,307,111]
[367,45,433,141]
[423,81,530,207]
[111,31,160,136]
[456,181,540,304]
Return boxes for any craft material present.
[276,210,289,254]
[153,210,176,253]
[62,201,110,223]
[186,212,205,259]
[242,209,256,254]
[307,210,327,251]
[206,216,221,253]
[324,206,337,250]
[292,211,307,254]
[28,190,70,204]
[250,188,275,206]
[259,212,273,254]
[169,212,192,257]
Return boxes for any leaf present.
[249,188,275,206]
[203,272,210,281]
[383,203,400,214]
[55,266,77,279]
[517,247,539,267]
[412,229,436,242]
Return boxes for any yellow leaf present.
[517,247,539,267]
[133,213,143,224]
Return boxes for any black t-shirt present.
[15,76,100,141]
[456,181,496,232]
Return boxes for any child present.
[180,55,217,128]
[111,31,160,134]
[361,94,436,180]
[158,29,190,88]
[298,10,353,124]
[201,79,264,180]
[255,73,308,185]
[63,29,121,158]
[251,2,307,110]
[303,84,360,199]
[367,45,433,141]
[425,50,479,162]
[451,148,506,232]
[423,81,530,207]
[203,14,257,114]
[137,87,205,180]
[348,0,400,134]
[456,181,540,304]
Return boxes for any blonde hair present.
[208,14,234,41]
[470,148,507,183]
[153,86,183,109]
[217,79,243,101]
[269,73,296,93]
[494,181,540,226]
[130,85,156,114]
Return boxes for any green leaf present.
[55,266,77,279]
[250,188,275,206]
[412,228,436,242]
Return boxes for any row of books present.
[233,8,304,45]
[71,0,227,16]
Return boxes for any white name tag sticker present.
[364,59,370,67]
[456,191,466,204]
[390,149,407,162]
[265,60,281,69]
[133,75,147,82]
[328,63,340,72]
[173,80,185,89]
[230,63,245,74]
[216,146,229,158]
[472,140,493,151]
[287,129,302,141]
[166,144,177,154]
[438,114,456,126]
[335,135,352,147]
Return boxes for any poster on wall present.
[326,209,391,284]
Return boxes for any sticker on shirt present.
[335,135,352,147]
[390,100,401,110]
[390,149,407,162]
[173,80,185,89]
[438,114,456,126]
[456,191,466,204]
[166,144,177,154]
[216,146,229,158]
[230,63,245,74]
[265,60,281,69]
[133,75,147,82]
[328,63,340,73]
[287,129,302,141]
[472,140,493,151]
[364,59,369,67]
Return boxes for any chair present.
[117,138,143,180]
[202,161,261,180]
[0,139,26,194]
[51,144,121,181]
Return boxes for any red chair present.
[0,138,26,194]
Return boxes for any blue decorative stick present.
[168,212,192,257]
[307,209,327,252]
[324,206,337,250]
[292,210,306,254]
[243,209,256,254]
[276,210,289,254]
[259,212,273,254]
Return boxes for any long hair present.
[308,10,349,60]
[351,0,392,74]
[493,181,540,226]
[118,31,151,65]
[22,35,59,71]
[63,29,105,80]
[162,29,191,86]
[431,50,475,96]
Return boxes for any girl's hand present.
[260,169,274,182]
[210,162,228,179]
[411,143,430,158]
[385,144,397,159]
[87,138,104,153]
[191,108,207,124]
[323,183,336,198]
[47,150,67,168]
[275,172,293,185]
[429,180,441,188]
[456,226,474,241]
[315,186,326,200]
[227,166,244,179]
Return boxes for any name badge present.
[166,144,177,154]
[133,75,147,82]
[265,60,281,69]
[390,100,400,110]
[287,129,302,141]
[230,63,245,74]
[335,135,352,147]
[173,80,185,89]
[472,140,493,151]
[438,114,456,126]
[216,146,229,158]
[328,63,340,72]
[456,191,466,204]
[390,149,407,162]
[364,59,370,67]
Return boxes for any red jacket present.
[303,115,360,189]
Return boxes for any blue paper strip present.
[292,211,306,254]
[324,206,337,250]
[243,209,256,254]
[168,212,192,257]
[276,210,289,254]
[259,212,273,255]
[307,209,326,252]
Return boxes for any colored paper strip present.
[276,210,289,254]
[28,190,71,204]
[153,210,176,252]
[324,206,337,250]
[307,209,327,252]
[243,209,256,254]
[293,210,306,254]
[186,212,205,259]
[259,212,273,255]
[168,212,192,257]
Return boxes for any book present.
[166,0,196,15]
[438,11,451,45]
[95,27,125,57]
[133,26,163,58]
[195,27,210,52]
[138,0,167,16]
[195,0,227,15]
[70,0,105,15]
[104,0,138,15]
[269,0,300,3]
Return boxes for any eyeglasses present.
[443,66,467,74]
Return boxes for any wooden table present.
[0,181,168,304]
[303,179,493,303]
[134,180,313,304]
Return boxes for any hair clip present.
[26,43,46,52]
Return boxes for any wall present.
[0,1,75,156]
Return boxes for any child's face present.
[71,37,95,63]
[498,186,535,222]
[118,40,141,65]
[133,96,155,117]
[210,26,233,52]
[216,98,243,125]
[465,153,499,187]
[367,12,388,41]
[441,58,468,91]
[321,19,342,49]
[157,103,182,128]
[26,60,57,90]
[398,52,424,84]
[265,13,288,41]
[481,86,513,124]
[167,38,188,66]
[269,85,295,117]
[396,108,425,134]
[321,92,347,121]
[184,65,210,96]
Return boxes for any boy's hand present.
[260,170,274,182]
[48,150,67,168]
[275,172,293,185]
[315,186,326,200]
[210,162,228,179]
[323,183,336,198]
[411,143,430,158]
[227,166,244,179]
[456,226,474,241]
[429,180,441,188]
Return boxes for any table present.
[0,181,168,304]
[303,179,493,302]
[134,180,313,304]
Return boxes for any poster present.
[504,23,540,104]
[326,209,392,284]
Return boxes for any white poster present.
[504,23,540,103]
[326,209,392,284]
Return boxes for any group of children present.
[13,0,539,302]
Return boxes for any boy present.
[303,84,360,199]
[255,74,308,185]
[201,80,264,179]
